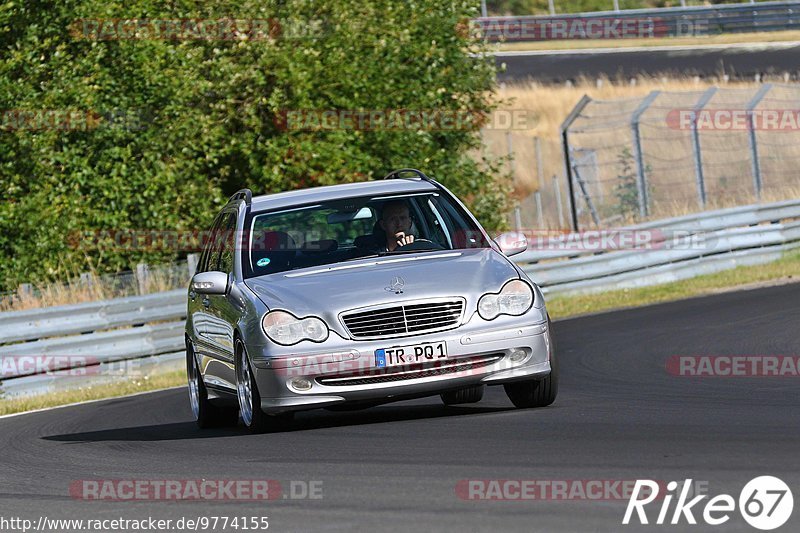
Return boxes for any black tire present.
[235,340,293,433]
[186,342,238,428]
[441,384,485,405]
[503,317,558,408]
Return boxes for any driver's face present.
[380,204,411,238]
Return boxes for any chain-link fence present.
[561,83,800,229]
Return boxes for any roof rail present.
[229,189,253,206]
[381,168,434,182]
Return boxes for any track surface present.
[497,43,800,82]
[1,283,799,532]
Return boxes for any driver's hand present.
[395,232,415,247]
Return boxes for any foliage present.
[0,0,511,290]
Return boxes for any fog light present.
[290,377,312,391]
[509,349,527,363]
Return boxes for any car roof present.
[248,179,440,212]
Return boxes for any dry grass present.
[485,76,800,228]
[0,370,186,416]
[0,263,190,312]
[496,30,800,52]
[547,248,800,319]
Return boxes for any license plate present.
[375,341,447,368]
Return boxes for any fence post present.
[630,91,660,219]
[572,165,601,227]
[746,83,772,202]
[690,87,718,209]
[506,131,515,181]
[561,95,593,231]
[553,174,565,228]
[534,191,544,228]
[135,263,150,295]
[535,136,544,184]
[187,253,199,279]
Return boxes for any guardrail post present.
[561,95,593,231]
[690,87,718,209]
[135,263,150,295]
[553,175,566,228]
[746,83,772,202]
[630,91,661,219]
[18,283,33,298]
[187,253,199,279]
[79,272,94,290]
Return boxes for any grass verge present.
[496,30,800,52]
[0,370,186,417]
[546,249,800,319]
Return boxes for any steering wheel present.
[395,239,444,252]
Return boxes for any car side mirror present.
[191,271,229,295]
[494,231,528,257]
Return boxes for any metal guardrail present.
[476,1,800,42]
[0,290,186,396]
[517,200,800,296]
[1,199,799,396]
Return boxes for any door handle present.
[202,297,210,308]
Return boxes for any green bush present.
[0,0,511,290]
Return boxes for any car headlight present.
[477,280,534,320]
[262,310,328,345]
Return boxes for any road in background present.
[1,283,799,532]
[497,42,800,83]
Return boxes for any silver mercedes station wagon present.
[186,169,557,432]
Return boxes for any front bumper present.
[249,311,553,414]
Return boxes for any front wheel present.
[187,341,237,428]
[441,384,484,405]
[235,340,293,433]
[503,319,558,408]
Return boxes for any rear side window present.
[206,211,237,273]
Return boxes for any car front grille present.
[340,298,465,340]
[315,354,503,387]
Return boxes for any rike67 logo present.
[623,477,793,530]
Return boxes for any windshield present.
[242,192,490,278]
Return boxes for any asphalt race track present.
[496,43,800,83]
[1,283,799,532]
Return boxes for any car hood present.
[244,248,519,337]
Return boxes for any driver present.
[379,200,415,252]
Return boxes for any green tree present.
[0,0,511,290]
